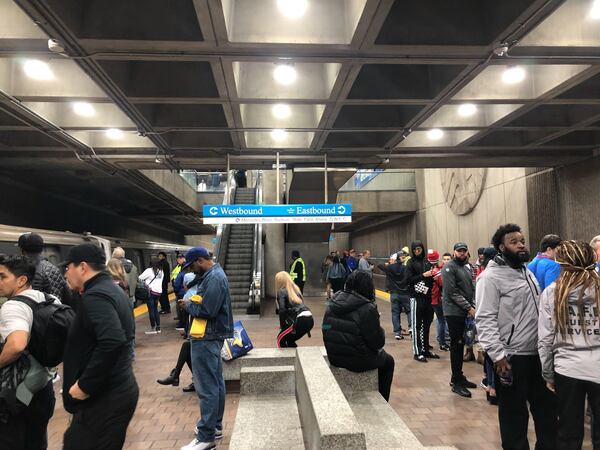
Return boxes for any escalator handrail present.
[250,170,263,312]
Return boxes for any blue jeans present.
[432,303,449,346]
[191,339,226,442]
[390,293,411,334]
[146,294,160,329]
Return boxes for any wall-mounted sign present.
[202,204,352,224]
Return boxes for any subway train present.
[0,224,191,271]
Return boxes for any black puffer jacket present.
[322,290,385,372]
[32,257,70,302]
[403,240,433,301]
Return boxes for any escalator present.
[213,171,264,316]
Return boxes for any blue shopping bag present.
[221,321,253,361]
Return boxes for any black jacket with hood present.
[403,241,433,301]
[322,290,386,372]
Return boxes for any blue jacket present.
[183,264,233,341]
[346,256,358,272]
[528,254,560,292]
[173,270,186,299]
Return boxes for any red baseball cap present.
[427,249,440,262]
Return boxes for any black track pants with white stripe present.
[410,297,434,356]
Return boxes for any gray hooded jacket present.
[538,284,600,384]
[475,256,541,362]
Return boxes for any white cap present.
[390,253,397,260]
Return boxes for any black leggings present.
[277,315,314,348]
[173,340,192,378]
[555,372,600,450]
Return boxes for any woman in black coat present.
[322,270,395,401]
[276,271,313,348]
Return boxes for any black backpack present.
[12,294,75,367]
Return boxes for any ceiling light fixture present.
[590,0,600,19]
[427,129,444,140]
[277,0,308,19]
[502,66,526,84]
[23,59,54,80]
[271,129,288,142]
[72,102,95,117]
[272,103,291,119]
[273,64,297,85]
[457,103,477,117]
[105,128,124,140]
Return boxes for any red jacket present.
[431,265,443,305]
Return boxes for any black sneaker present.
[423,351,440,359]
[394,334,404,340]
[439,345,450,351]
[452,384,472,398]
[461,377,477,389]
[414,355,428,363]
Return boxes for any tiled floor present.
[47,295,593,449]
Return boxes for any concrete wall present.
[140,169,198,210]
[262,170,286,299]
[351,215,417,259]
[0,175,183,243]
[330,232,350,253]
[185,235,215,252]
[419,168,529,254]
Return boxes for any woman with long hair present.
[275,271,313,348]
[322,270,395,401]
[538,240,600,449]
[107,258,129,296]
[138,257,164,334]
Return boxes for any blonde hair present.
[554,240,600,340]
[275,271,302,305]
[107,258,126,284]
[590,235,600,250]
[111,247,125,258]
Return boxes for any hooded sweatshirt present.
[403,241,433,301]
[322,290,385,372]
[538,283,600,384]
[475,255,541,362]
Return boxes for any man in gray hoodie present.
[476,223,557,450]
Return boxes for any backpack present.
[12,294,75,367]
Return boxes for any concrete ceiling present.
[0,0,599,175]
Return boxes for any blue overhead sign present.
[202,204,352,224]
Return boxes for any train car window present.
[0,242,19,257]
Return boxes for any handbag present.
[134,271,158,303]
[221,321,253,361]
[189,294,208,339]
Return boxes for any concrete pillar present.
[262,170,286,299]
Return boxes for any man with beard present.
[476,224,557,450]
[442,243,476,397]
[404,241,438,362]
[180,247,233,450]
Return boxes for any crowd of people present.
[1,224,599,450]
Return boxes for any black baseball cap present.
[17,233,44,253]
[65,244,106,265]
[454,242,468,251]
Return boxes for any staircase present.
[224,187,256,315]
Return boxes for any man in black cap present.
[18,232,70,302]
[441,242,477,398]
[61,244,138,450]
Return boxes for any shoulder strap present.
[11,295,39,310]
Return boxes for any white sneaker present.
[181,438,216,450]
[144,329,158,335]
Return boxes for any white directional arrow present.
[209,207,218,215]
[337,205,346,214]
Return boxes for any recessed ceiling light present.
[273,64,297,85]
[277,0,308,19]
[72,102,95,117]
[272,104,291,119]
[271,129,288,142]
[502,66,526,84]
[23,59,54,80]
[427,129,444,140]
[105,128,124,140]
[590,0,600,19]
[457,103,477,117]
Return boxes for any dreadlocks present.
[554,240,600,340]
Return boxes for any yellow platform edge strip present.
[133,293,176,317]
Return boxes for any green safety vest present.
[171,264,182,281]
[290,258,307,282]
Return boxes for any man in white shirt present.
[0,255,57,450]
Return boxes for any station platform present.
[46,295,586,450]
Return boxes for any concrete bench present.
[295,347,367,450]
[230,365,303,450]
[223,347,296,381]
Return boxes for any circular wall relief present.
[441,168,487,216]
